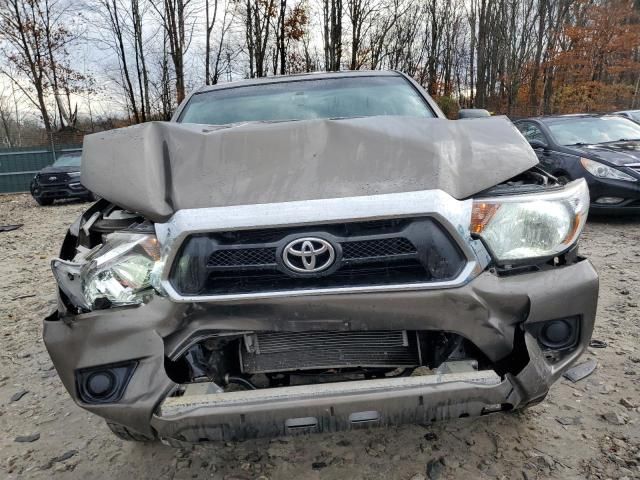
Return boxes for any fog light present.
[595,197,624,204]
[86,371,116,398]
[535,317,579,350]
[541,321,571,346]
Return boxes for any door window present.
[517,122,547,145]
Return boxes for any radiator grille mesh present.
[241,330,420,373]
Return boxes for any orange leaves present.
[284,3,308,41]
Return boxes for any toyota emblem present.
[282,237,336,274]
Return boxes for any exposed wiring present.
[225,375,257,390]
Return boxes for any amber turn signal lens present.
[470,202,500,234]
[141,236,161,261]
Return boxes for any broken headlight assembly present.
[52,233,165,311]
[470,179,589,263]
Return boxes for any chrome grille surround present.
[155,189,491,302]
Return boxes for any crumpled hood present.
[569,140,640,166]
[81,116,538,222]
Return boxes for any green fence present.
[0,145,82,193]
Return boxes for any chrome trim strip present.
[155,189,487,303]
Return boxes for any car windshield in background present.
[548,117,640,146]
[626,111,640,122]
[178,76,435,125]
[53,154,81,167]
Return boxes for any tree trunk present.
[205,0,218,84]
[529,0,547,115]
[108,0,140,123]
[132,0,150,119]
[278,0,287,74]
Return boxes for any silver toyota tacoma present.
[44,71,599,444]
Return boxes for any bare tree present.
[152,0,195,104]
[244,0,275,77]
[3,0,634,129]
[0,0,85,131]
[347,0,379,70]
[0,86,18,146]
[99,0,141,122]
[132,0,151,120]
[275,0,286,74]
[205,0,218,84]
[528,0,549,114]
[369,0,403,70]
[210,3,235,84]
[323,0,342,71]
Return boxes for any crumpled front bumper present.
[31,182,89,200]
[43,258,598,441]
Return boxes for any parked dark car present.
[514,114,640,213]
[614,110,640,123]
[30,152,95,205]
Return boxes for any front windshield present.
[548,117,640,146]
[178,76,435,125]
[53,153,81,167]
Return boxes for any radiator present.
[241,330,420,374]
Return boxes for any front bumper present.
[43,258,598,441]
[31,182,89,200]
[583,175,640,213]
[154,370,507,441]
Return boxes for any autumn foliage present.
[516,0,640,116]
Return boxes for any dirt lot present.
[1,193,639,480]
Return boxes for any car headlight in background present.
[52,233,165,310]
[67,171,82,178]
[580,158,637,182]
[471,179,589,263]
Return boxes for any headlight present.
[67,171,81,178]
[580,158,637,182]
[52,233,164,310]
[471,179,589,263]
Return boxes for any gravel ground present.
[1,193,639,480]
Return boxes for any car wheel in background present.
[35,197,53,206]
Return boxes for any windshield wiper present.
[565,142,590,146]
[601,138,640,143]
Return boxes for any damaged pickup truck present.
[43,71,599,445]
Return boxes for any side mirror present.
[458,109,491,119]
[528,139,547,150]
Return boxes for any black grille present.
[342,238,416,259]
[208,248,276,267]
[207,239,414,269]
[241,330,420,373]
[170,217,466,296]
[36,172,69,185]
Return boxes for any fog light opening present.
[76,361,137,404]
